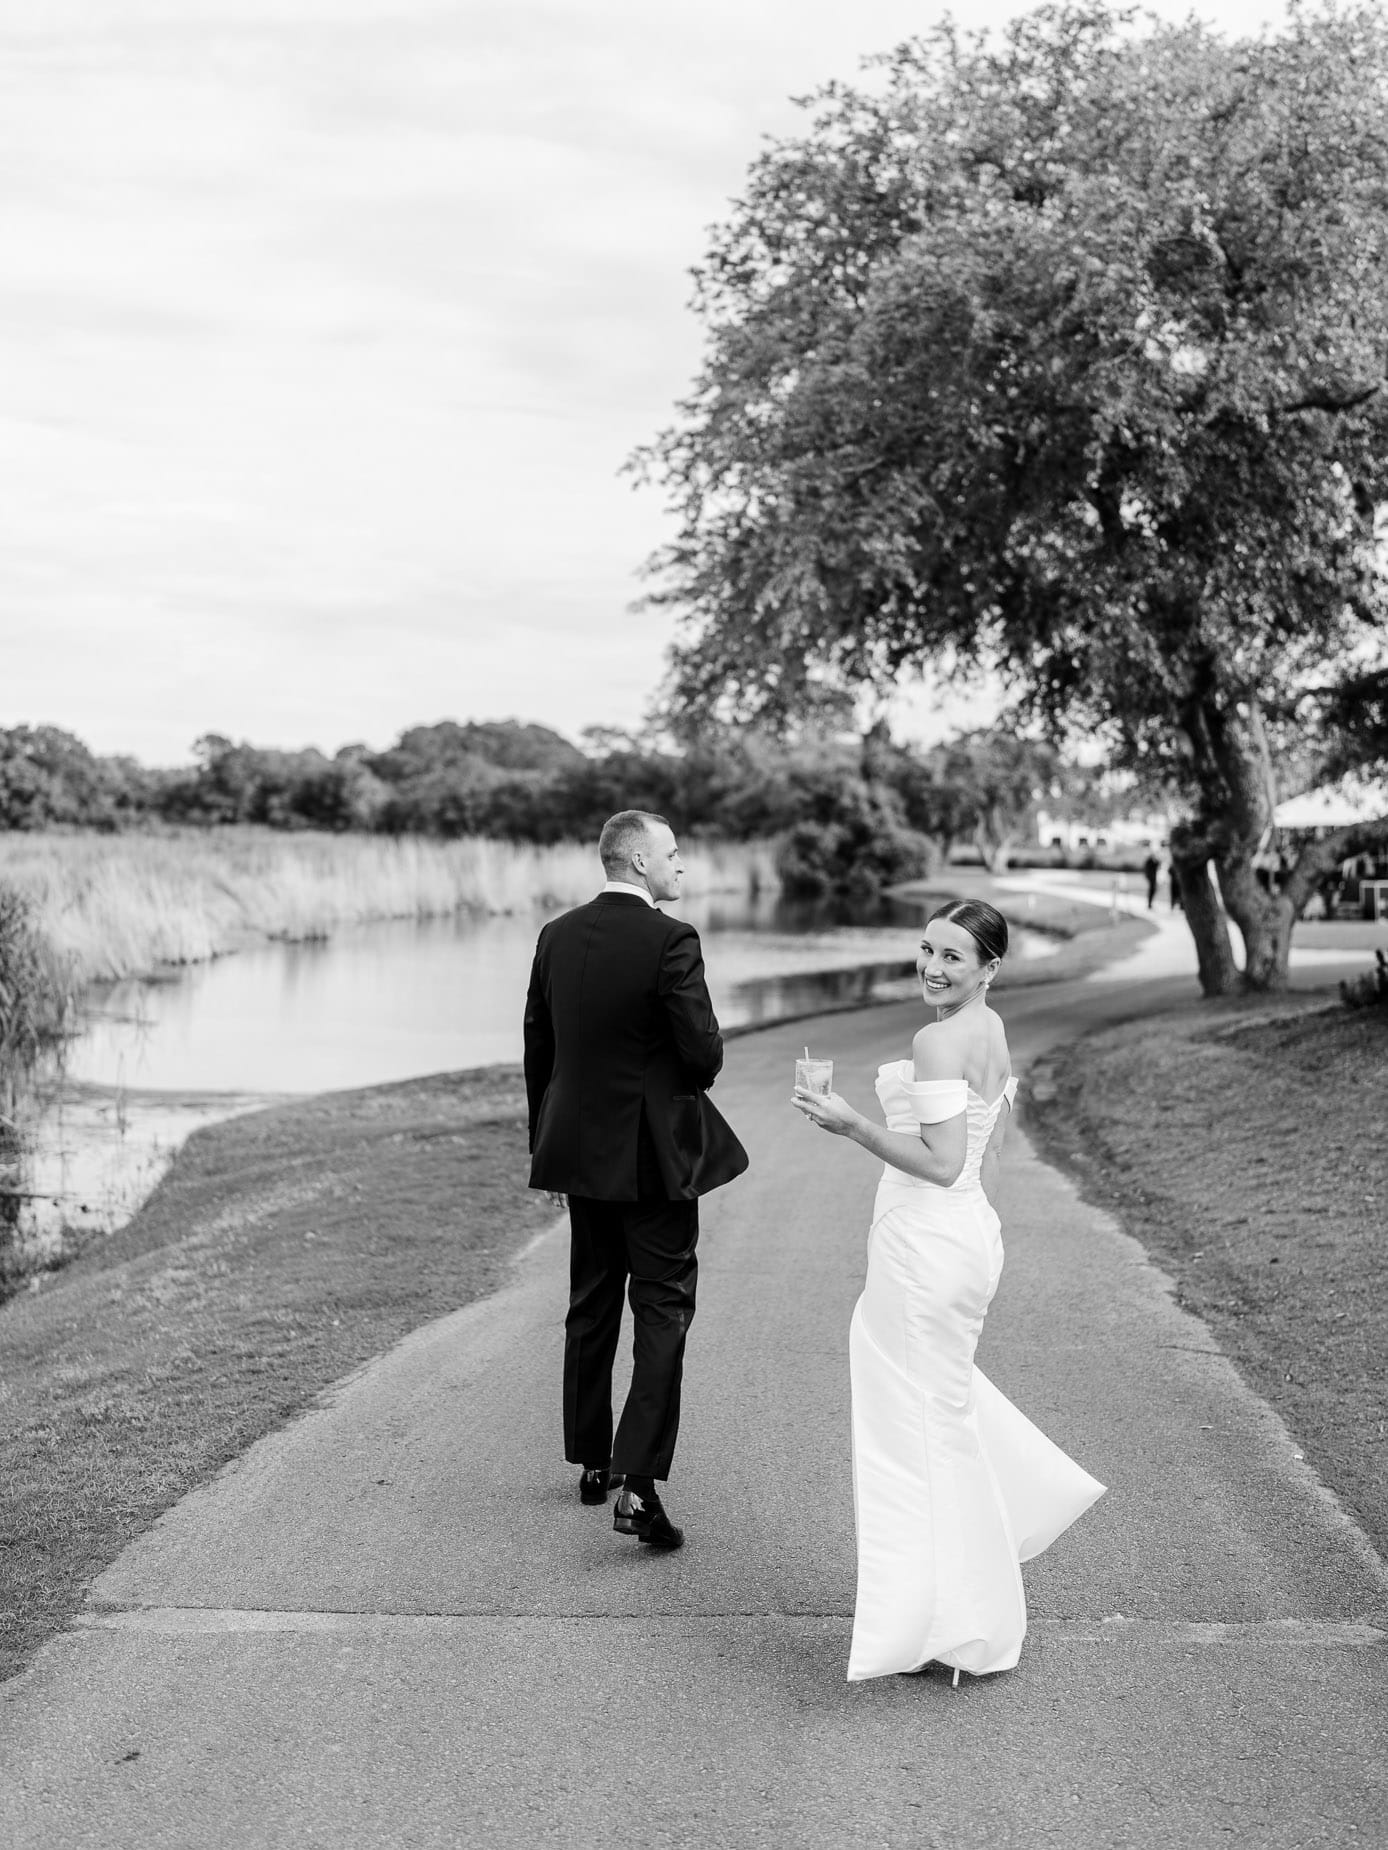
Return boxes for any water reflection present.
[65,890,963,1093]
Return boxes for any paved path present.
[3,903,1386,1847]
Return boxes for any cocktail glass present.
[794,1056,834,1097]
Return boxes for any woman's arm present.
[833,1109,966,1186]
[791,1027,967,1186]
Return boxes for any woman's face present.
[917,917,995,1008]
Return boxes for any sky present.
[3,0,1290,766]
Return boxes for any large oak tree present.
[638,2,1388,992]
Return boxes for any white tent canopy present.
[1274,780,1388,831]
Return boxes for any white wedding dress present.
[847,1060,1105,1682]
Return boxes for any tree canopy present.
[637,2,1388,989]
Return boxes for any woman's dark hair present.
[926,899,1009,965]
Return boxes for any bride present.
[792,898,1104,1683]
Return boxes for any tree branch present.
[1277,382,1382,417]
[1285,815,1388,913]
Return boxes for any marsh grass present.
[0,884,78,1290]
[0,830,779,989]
[0,885,75,1113]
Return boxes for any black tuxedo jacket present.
[523,893,748,1202]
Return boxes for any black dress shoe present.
[579,1468,624,1504]
[612,1484,683,1550]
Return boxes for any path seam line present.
[72,1607,1388,1645]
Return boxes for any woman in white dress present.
[792,899,1104,1684]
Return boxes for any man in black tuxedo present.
[523,810,748,1549]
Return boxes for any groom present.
[523,810,748,1550]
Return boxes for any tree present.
[367,720,583,787]
[930,730,1060,871]
[636,3,1388,992]
[0,726,151,830]
[1321,667,1388,776]
[865,722,1077,868]
[775,772,930,896]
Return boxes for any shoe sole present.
[614,1513,684,1549]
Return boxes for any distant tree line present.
[0,719,1104,896]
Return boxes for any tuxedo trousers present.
[563,1193,700,1483]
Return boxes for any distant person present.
[1169,863,1182,910]
[1142,851,1160,909]
[523,810,747,1551]
[792,900,1104,1682]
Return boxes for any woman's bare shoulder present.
[915,1009,1010,1085]
[911,1017,968,1080]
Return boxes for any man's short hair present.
[599,809,669,874]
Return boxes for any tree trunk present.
[923,830,955,870]
[1225,882,1295,988]
[1170,828,1240,995]
[1212,848,1294,992]
[973,823,1013,873]
[915,835,946,878]
[1178,687,1292,993]
[1198,775,1388,990]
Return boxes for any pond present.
[8,889,1056,1265]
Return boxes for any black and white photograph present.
[2,0,1386,1844]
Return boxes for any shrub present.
[1340,948,1388,1011]
[776,781,931,898]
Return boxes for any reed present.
[0,830,780,991]
[0,884,76,1115]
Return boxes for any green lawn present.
[1028,996,1388,1557]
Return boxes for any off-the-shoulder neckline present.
[880,1058,1016,1111]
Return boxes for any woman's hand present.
[792,1086,861,1138]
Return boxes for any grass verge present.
[0,1065,555,1684]
[1027,996,1388,1557]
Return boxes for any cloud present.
[1,0,1293,761]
